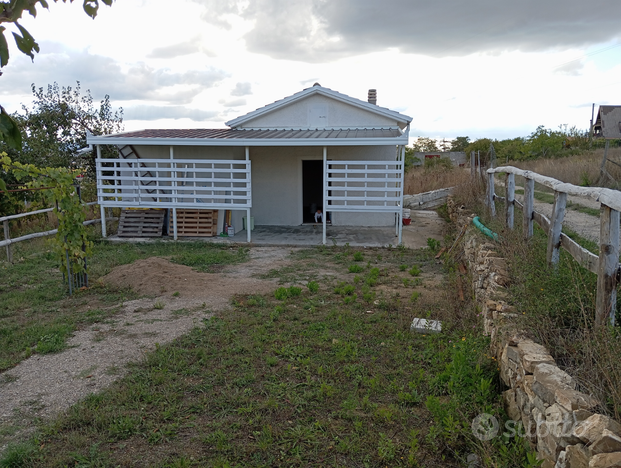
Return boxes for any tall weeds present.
[499,220,621,421]
[508,147,621,188]
[405,163,471,194]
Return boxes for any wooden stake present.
[595,204,620,327]
[546,191,567,267]
[505,173,515,230]
[487,172,496,217]
[523,178,534,239]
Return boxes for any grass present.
[0,232,250,372]
[493,220,621,421]
[404,163,470,195]
[474,196,620,423]
[0,244,537,467]
[508,146,621,189]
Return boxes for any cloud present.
[0,47,229,105]
[219,98,246,107]
[231,82,252,96]
[147,38,216,59]
[553,60,584,76]
[123,105,220,121]
[192,0,621,62]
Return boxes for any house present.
[88,84,412,244]
[593,106,621,139]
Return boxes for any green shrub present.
[274,287,289,300]
[353,252,364,262]
[307,281,319,293]
[409,265,421,276]
[348,264,364,273]
[288,286,302,297]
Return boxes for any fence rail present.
[1,202,105,262]
[486,166,620,327]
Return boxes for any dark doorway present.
[302,160,323,223]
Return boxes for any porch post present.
[398,145,404,246]
[97,145,107,238]
[246,146,251,243]
[170,146,178,240]
[322,146,327,245]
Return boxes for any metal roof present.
[88,127,408,147]
[594,106,621,139]
[224,85,412,129]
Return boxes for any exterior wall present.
[249,145,397,227]
[239,95,399,129]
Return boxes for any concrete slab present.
[401,210,446,250]
[104,210,446,249]
[410,318,442,334]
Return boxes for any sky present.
[1,0,621,143]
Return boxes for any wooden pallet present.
[117,209,165,237]
[170,209,218,237]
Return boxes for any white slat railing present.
[486,166,620,327]
[325,160,403,213]
[96,158,252,209]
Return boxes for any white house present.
[88,84,412,244]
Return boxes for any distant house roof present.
[593,105,621,139]
[88,127,407,147]
[225,84,412,129]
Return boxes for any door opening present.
[302,160,323,223]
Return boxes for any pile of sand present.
[100,256,276,298]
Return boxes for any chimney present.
[368,89,377,105]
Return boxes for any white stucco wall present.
[239,95,400,129]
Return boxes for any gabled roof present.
[225,85,412,128]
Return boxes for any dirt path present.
[512,192,601,242]
[0,247,292,454]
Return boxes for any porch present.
[103,211,444,249]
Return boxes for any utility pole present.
[589,103,595,149]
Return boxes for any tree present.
[410,137,439,153]
[8,81,123,174]
[0,0,114,149]
[450,136,470,152]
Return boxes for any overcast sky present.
[1,0,620,142]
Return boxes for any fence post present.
[505,173,515,230]
[3,220,12,263]
[595,205,620,327]
[470,151,475,178]
[523,177,534,239]
[487,171,496,217]
[546,191,567,267]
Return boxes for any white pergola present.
[89,127,408,244]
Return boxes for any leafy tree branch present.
[0,0,115,148]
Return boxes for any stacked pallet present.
[170,209,218,237]
[118,209,165,237]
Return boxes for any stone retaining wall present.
[448,198,621,468]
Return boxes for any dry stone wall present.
[448,198,621,468]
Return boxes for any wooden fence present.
[486,166,620,327]
[0,202,111,262]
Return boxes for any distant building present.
[413,152,467,166]
[593,106,621,139]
